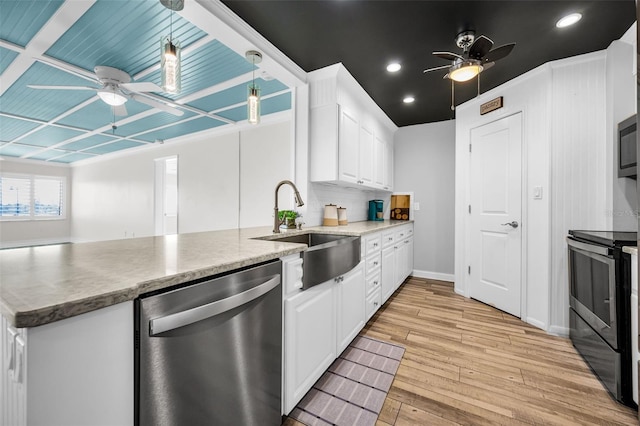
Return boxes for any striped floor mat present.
[289,336,405,426]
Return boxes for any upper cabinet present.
[308,64,396,191]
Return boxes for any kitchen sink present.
[261,233,361,289]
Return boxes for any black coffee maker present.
[368,200,384,221]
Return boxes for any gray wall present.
[394,120,455,280]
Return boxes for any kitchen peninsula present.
[0,220,413,425]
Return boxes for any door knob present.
[501,221,519,228]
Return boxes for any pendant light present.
[245,50,262,125]
[160,0,183,94]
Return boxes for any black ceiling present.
[221,0,636,127]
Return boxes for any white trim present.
[547,325,570,338]
[411,269,454,283]
[454,287,465,296]
[525,316,547,332]
[0,237,70,249]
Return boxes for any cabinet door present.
[336,264,366,354]
[383,138,393,191]
[374,135,385,188]
[284,281,336,414]
[405,236,414,279]
[359,126,374,186]
[394,241,408,289]
[381,246,396,303]
[338,107,360,184]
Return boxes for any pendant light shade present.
[245,50,262,125]
[161,36,181,94]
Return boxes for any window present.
[0,174,66,220]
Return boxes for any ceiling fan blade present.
[27,84,97,91]
[113,104,128,116]
[120,81,162,93]
[130,94,184,116]
[468,35,494,60]
[483,43,516,63]
[423,65,451,74]
[433,51,464,61]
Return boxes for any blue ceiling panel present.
[144,39,257,100]
[51,152,96,163]
[58,134,117,152]
[2,62,97,121]
[0,115,41,141]
[57,98,152,130]
[141,117,226,142]
[0,143,42,158]
[187,78,289,112]
[0,0,64,47]
[18,126,85,148]
[28,149,71,161]
[46,0,207,78]
[0,47,19,75]
[84,140,145,155]
[108,109,197,140]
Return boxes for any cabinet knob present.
[388,237,393,241]
[405,240,409,244]
[374,302,379,306]
[373,242,378,247]
[373,261,379,266]
[374,281,378,286]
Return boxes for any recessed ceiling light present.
[403,96,415,104]
[387,62,401,73]
[556,13,582,28]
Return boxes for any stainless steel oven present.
[567,230,636,407]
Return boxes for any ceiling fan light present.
[97,89,127,106]
[161,36,181,94]
[449,63,483,82]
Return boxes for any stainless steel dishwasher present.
[135,260,282,426]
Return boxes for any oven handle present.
[566,237,611,257]
[149,274,280,336]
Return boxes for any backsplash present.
[303,183,391,226]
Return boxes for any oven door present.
[567,237,617,349]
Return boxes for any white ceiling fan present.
[28,65,184,117]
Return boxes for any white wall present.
[71,120,291,242]
[0,159,71,248]
[395,121,455,281]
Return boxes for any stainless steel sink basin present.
[265,233,361,289]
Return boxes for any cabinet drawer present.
[365,253,381,276]
[364,233,382,256]
[382,231,395,248]
[395,225,413,241]
[365,270,381,295]
[366,287,382,320]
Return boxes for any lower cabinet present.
[283,262,365,414]
[381,245,396,302]
[283,280,336,414]
[336,263,366,353]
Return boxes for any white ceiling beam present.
[0,0,95,96]
[176,71,254,104]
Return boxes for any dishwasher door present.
[135,260,282,426]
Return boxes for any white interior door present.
[469,113,522,317]
[154,156,178,236]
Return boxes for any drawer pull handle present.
[373,261,379,266]
[374,302,379,306]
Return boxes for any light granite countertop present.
[0,220,412,328]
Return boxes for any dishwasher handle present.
[149,274,280,336]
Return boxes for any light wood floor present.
[285,277,639,426]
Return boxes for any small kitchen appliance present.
[368,200,384,221]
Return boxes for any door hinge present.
[468,265,471,274]
[469,143,472,153]
[468,204,471,214]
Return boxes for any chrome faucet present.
[274,180,304,233]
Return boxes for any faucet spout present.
[274,180,304,233]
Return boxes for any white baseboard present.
[547,325,569,338]
[411,269,454,283]
[0,237,70,249]
[525,317,547,332]
[454,287,465,296]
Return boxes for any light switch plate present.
[414,202,420,211]
[533,186,543,200]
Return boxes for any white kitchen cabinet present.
[283,280,336,414]
[336,263,366,353]
[630,251,638,404]
[308,63,396,191]
[383,137,394,190]
[1,303,133,426]
[381,245,396,302]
